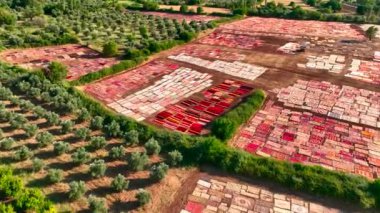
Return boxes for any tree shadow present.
[48,161,77,171]
[65,171,92,183]
[12,133,29,141]
[34,149,56,160]
[87,185,112,197]
[26,176,50,188]
[46,191,70,203]
[127,177,153,190]
[0,156,15,164]
[109,200,140,213]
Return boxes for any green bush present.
[135,189,151,206]
[129,152,149,171]
[14,146,33,161]
[144,137,161,155]
[90,116,104,130]
[150,163,169,181]
[71,147,91,165]
[0,8,16,26]
[31,158,45,172]
[68,180,86,200]
[23,124,38,138]
[46,169,63,183]
[36,131,54,147]
[45,61,67,82]
[88,195,108,213]
[89,136,107,150]
[89,159,107,178]
[111,174,129,192]
[0,203,15,213]
[0,137,15,150]
[125,129,139,145]
[102,41,118,57]
[211,90,266,141]
[75,128,91,141]
[109,146,126,160]
[60,120,74,134]
[167,150,183,166]
[53,141,70,155]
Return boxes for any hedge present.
[211,89,266,141]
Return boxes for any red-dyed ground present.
[84,59,179,104]
[0,44,118,81]
[153,80,253,135]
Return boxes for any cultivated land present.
[0,8,380,213]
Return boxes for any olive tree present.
[167,150,183,167]
[0,137,14,150]
[89,136,107,150]
[144,137,161,155]
[88,159,107,178]
[128,152,149,171]
[46,169,64,183]
[53,141,70,155]
[14,146,33,161]
[75,128,91,141]
[109,146,125,160]
[36,132,54,147]
[71,147,91,165]
[149,163,169,182]
[90,116,104,130]
[111,174,129,192]
[125,129,139,145]
[68,181,87,200]
[31,158,45,172]
[88,195,108,213]
[135,189,151,206]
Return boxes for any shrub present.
[14,188,54,212]
[71,147,91,165]
[88,195,107,213]
[180,4,188,13]
[109,146,125,160]
[43,111,60,125]
[102,41,118,57]
[89,136,107,150]
[46,169,63,183]
[150,163,169,181]
[129,152,149,171]
[0,8,16,25]
[68,181,86,200]
[0,203,15,213]
[31,158,45,172]
[0,137,15,150]
[53,141,70,155]
[45,61,67,82]
[135,189,151,206]
[76,108,90,122]
[144,137,161,155]
[90,116,104,130]
[197,6,203,14]
[14,146,33,161]
[0,175,22,198]
[179,31,196,42]
[36,131,54,147]
[104,120,121,137]
[75,128,90,141]
[9,114,27,129]
[111,174,129,192]
[167,150,183,166]
[89,159,107,178]
[60,120,74,134]
[125,129,139,145]
[23,124,38,138]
